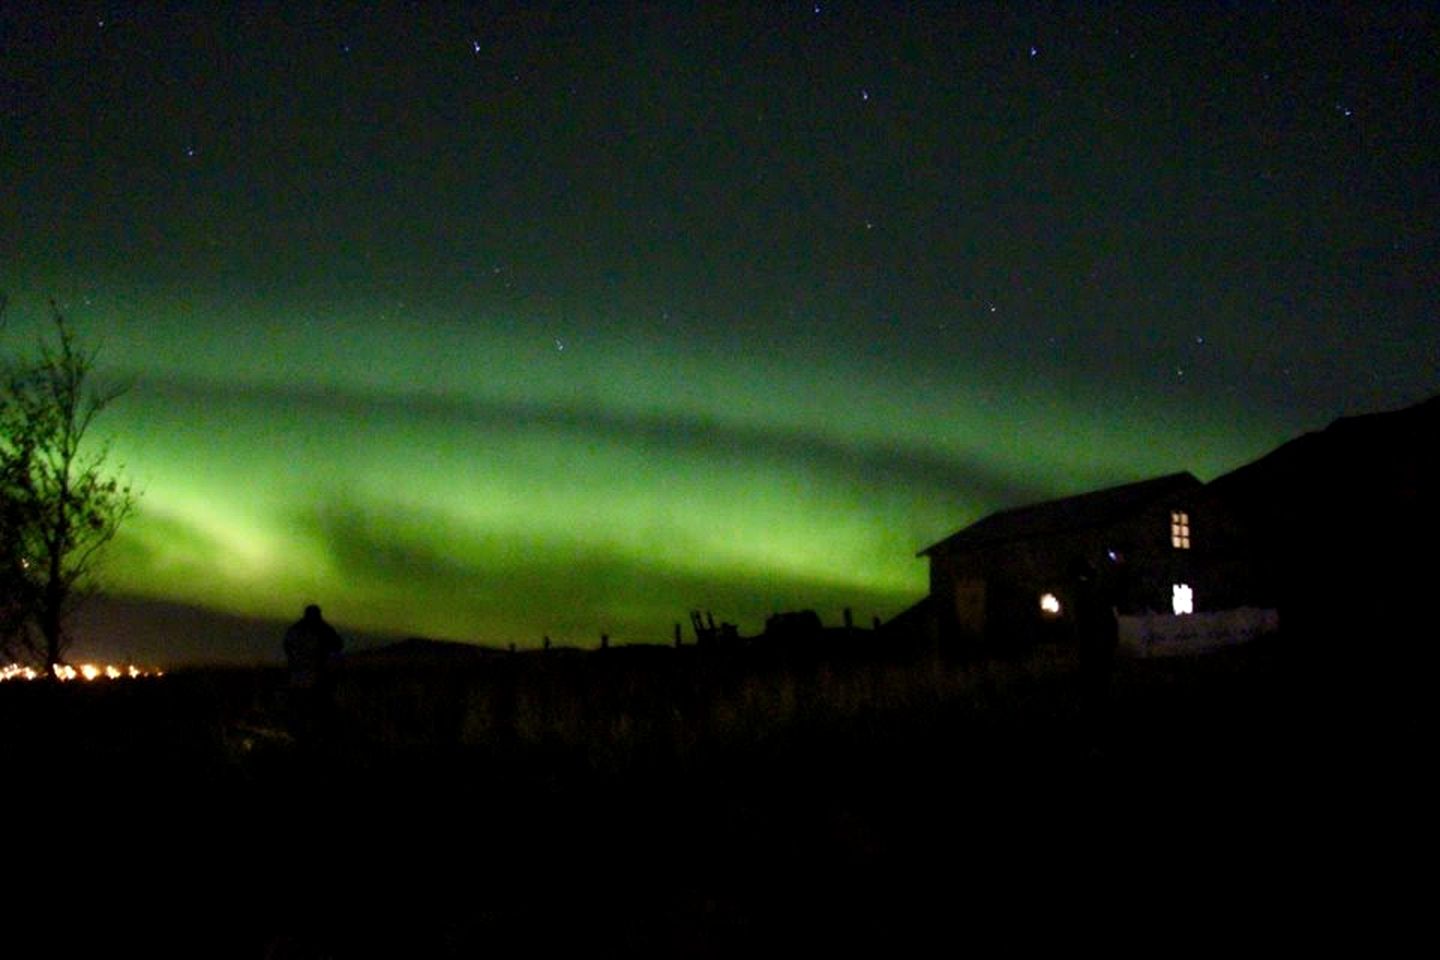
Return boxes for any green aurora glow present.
[2,289,1288,649]
[4,5,1434,657]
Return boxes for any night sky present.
[3,4,1436,660]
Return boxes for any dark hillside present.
[1208,393,1438,646]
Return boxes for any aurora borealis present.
[3,4,1436,660]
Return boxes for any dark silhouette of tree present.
[1,296,136,672]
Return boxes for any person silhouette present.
[283,604,344,743]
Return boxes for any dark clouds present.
[131,373,1054,510]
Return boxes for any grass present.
[2,631,1418,956]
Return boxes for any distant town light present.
[1172,583,1194,615]
[2,662,162,683]
[1040,592,1062,616]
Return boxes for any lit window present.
[1172,583,1194,615]
[1170,510,1191,549]
[1039,593,1061,616]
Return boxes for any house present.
[912,472,1272,655]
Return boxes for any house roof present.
[918,472,1200,556]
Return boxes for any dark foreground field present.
[2,635,1425,957]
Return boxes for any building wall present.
[926,491,1266,649]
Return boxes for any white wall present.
[1118,607,1279,658]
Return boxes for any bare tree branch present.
[2,297,138,671]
